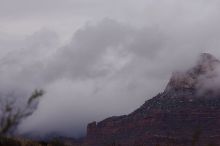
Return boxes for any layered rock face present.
[85,53,220,146]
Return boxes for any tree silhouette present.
[0,89,44,135]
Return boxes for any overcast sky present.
[1,0,220,137]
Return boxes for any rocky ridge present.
[85,53,220,146]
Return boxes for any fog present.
[1,0,220,137]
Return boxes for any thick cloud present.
[1,0,220,138]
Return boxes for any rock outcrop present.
[165,53,220,92]
[85,53,220,146]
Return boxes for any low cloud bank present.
[1,0,220,137]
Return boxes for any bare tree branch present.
[0,89,44,135]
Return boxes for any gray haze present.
[1,0,220,137]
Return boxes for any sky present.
[1,0,220,137]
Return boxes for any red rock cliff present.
[85,53,220,146]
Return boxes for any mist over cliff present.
[1,0,220,138]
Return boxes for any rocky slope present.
[85,53,220,146]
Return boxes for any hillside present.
[85,53,220,146]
